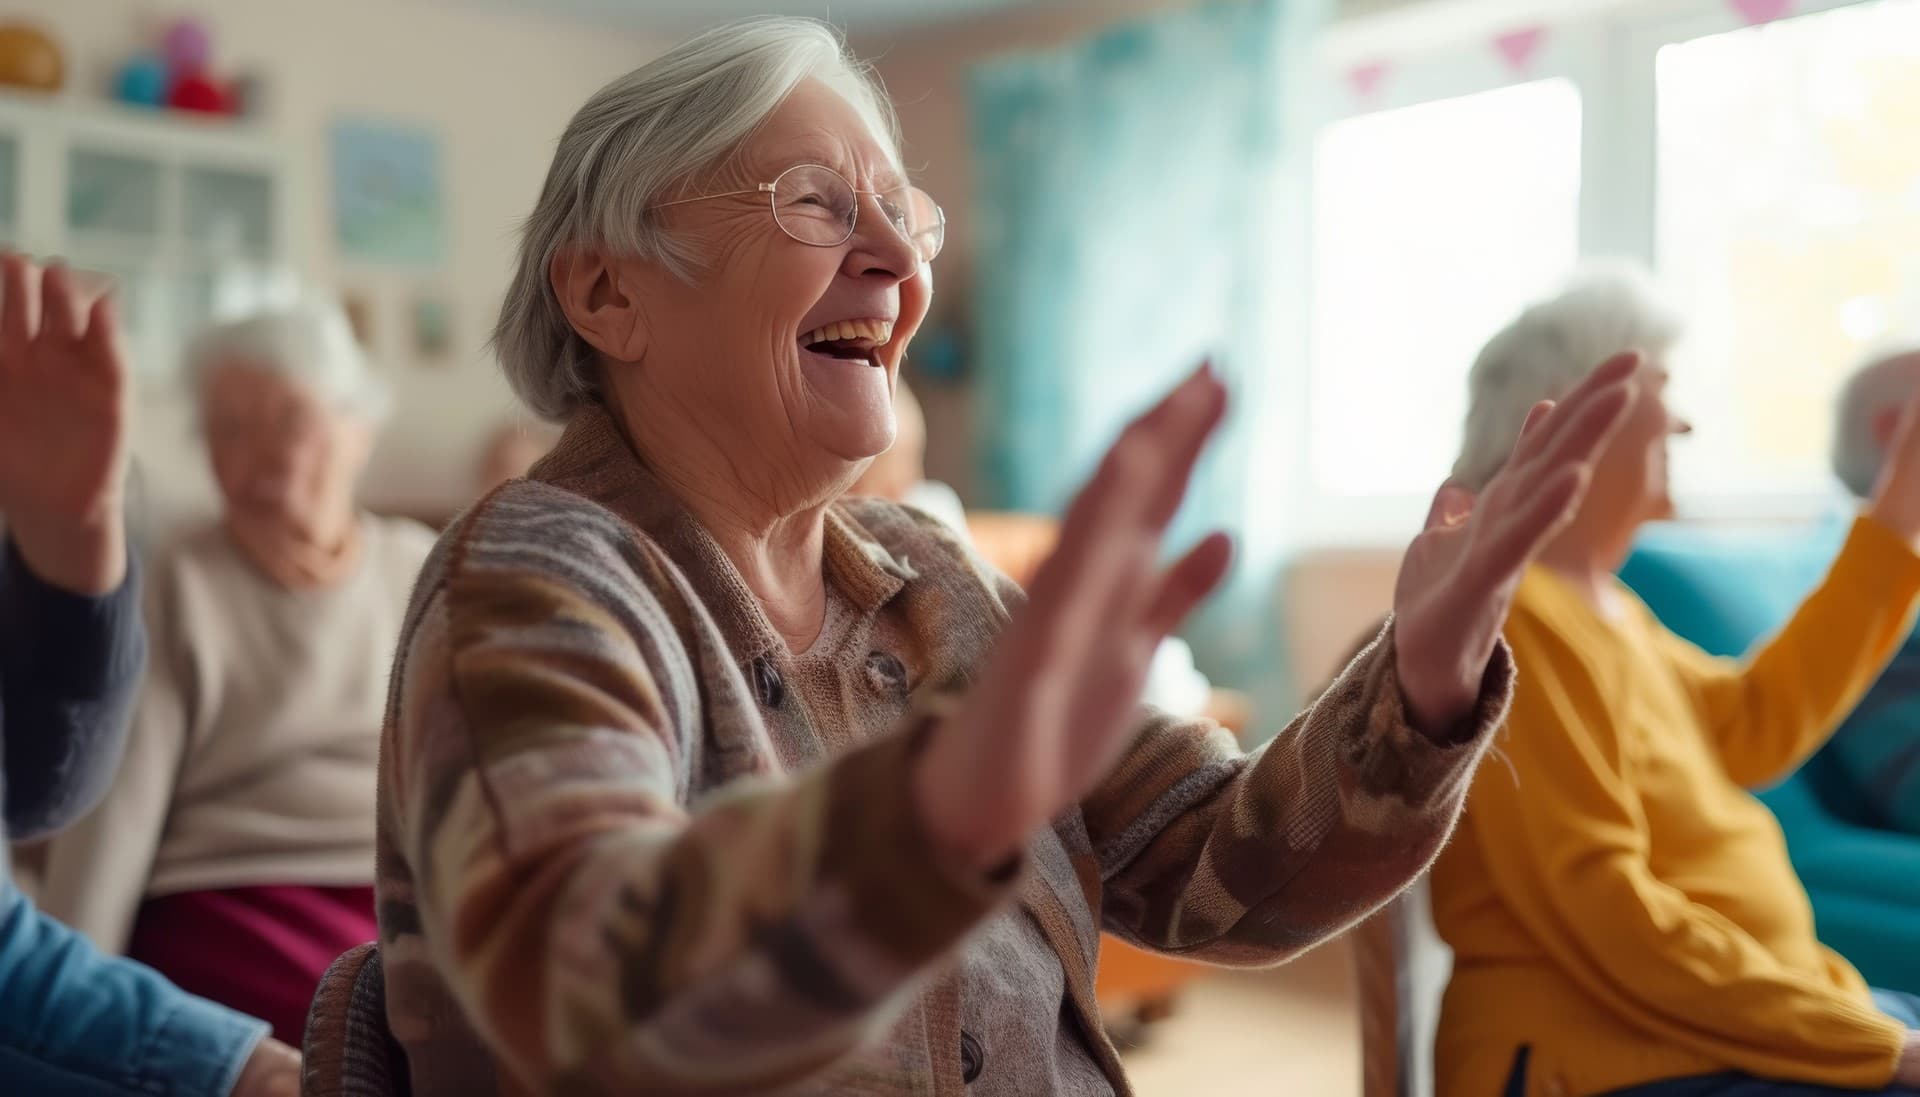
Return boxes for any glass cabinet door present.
[183,165,275,262]
[67,147,164,248]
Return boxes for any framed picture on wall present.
[412,293,451,362]
[329,119,445,267]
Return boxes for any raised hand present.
[914,366,1234,870]
[1392,351,1641,735]
[0,254,130,595]
[1865,380,1920,548]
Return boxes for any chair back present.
[302,942,409,1097]
[1354,880,1453,1097]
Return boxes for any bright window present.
[1309,78,1582,499]
[1309,0,1920,537]
[1656,0,1920,499]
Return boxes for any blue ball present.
[115,56,168,107]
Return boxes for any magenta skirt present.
[127,884,377,1042]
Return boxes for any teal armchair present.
[1620,521,1920,994]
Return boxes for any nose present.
[842,193,921,283]
[1670,413,1694,435]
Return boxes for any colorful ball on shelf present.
[167,71,227,114]
[161,19,211,72]
[114,54,167,107]
[0,23,64,91]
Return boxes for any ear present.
[1873,406,1902,450]
[550,246,648,362]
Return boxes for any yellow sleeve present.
[1471,606,1905,1089]
[1649,514,1920,788]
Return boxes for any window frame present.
[1301,0,1884,543]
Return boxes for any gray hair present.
[492,17,900,421]
[1452,263,1684,491]
[186,300,390,423]
[1832,346,1920,497]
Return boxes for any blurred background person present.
[31,300,435,1044]
[1430,268,1920,1097]
[1822,347,1920,838]
[0,255,299,1096]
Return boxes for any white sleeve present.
[903,480,972,541]
[1143,637,1212,717]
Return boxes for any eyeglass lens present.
[770,165,945,262]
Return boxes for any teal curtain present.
[969,0,1327,716]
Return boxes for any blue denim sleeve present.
[0,536,147,839]
[0,875,266,1097]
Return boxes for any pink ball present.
[161,20,210,72]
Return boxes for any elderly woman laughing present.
[375,18,1637,1096]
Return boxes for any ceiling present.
[431,0,1422,40]
[432,0,1066,35]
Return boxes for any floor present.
[1119,935,1360,1096]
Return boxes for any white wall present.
[0,0,663,521]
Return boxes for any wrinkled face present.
[202,362,371,529]
[1590,359,1691,527]
[604,78,933,498]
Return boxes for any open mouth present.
[799,317,893,367]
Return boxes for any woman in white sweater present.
[32,301,434,1042]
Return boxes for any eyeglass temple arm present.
[651,183,777,211]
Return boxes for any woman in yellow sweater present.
[1431,268,1920,1097]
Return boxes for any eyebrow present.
[761,141,907,191]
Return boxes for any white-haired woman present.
[374,18,1634,1095]
[32,301,435,1043]
[1429,268,1920,1097]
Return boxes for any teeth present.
[800,318,893,348]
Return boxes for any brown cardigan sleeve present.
[1079,614,1512,964]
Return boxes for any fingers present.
[1,253,35,363]
[1504,400,1557,467]
[1141,531,1234,639]
[1890,383,1920,461]
[1483,463,1589,576]
[1015,365,1227,684]
[1532,378,1633,479]
[41,263,80,343]
[1141,365,1227,529]
[1044,365,1226,591]
[1511,351,1641,471]
[83,294,125,380]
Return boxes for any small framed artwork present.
[330,119,446,268]
[412,295,452,362]
[341,289,375,349]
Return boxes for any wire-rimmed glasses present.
[652,163,945,263]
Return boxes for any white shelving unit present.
[0,87,295,384]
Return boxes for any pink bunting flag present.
[1348,61,1388,103]
[1494,27,1546,75]
[1730,0,1794,25]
